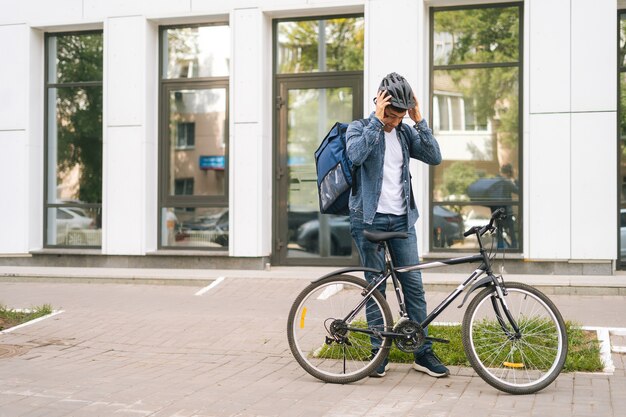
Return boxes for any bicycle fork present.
[489,281,521,339]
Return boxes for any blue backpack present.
[314,119,368,215]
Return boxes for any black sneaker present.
[413,349,449,378]
[370,359,390,378]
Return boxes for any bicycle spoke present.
[463,283,567,394]
[288,275,392,383]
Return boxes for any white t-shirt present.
[377,128,406,215]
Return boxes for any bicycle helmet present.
[378,72,415,110]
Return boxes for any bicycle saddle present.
[363,230,408,243]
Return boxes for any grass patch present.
[316,320,603,373]
[0,304,53,331]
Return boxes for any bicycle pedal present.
[425,336,450,344]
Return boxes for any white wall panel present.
[28,28,44,250]
[143,22,159,253]
[571,0,616,112]
[0,131,28,253]
[367,0,420,101]
[193,0,257,11]
[85,0,191,20]
[232,8,260,123]
[24,0,82,24]
[528,113,571,259]
[0,25,27,130]
[529,0,570,114]
[106,16,144,127]
[230,123,263,256]
[103,126,144,254]
[0,1,23,25]
[571,112,617,259]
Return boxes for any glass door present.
[274,77,362,265]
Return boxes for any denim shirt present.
[346,112,442,227]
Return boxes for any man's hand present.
[408,93,422,124]
[374,89,391,123]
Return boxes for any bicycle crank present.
[393,319,425,353]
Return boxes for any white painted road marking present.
[582,326,626,374]
[317,284,343,300]
[194,276,225,296]
[0,310,65,335]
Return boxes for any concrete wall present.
[0,0,621,268]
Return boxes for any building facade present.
[0,0,622,274]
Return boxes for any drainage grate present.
[0,344,30,359]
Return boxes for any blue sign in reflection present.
[199,155,225,170]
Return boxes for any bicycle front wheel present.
[462,282,568,395]
[287,274,393,384]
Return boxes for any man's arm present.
[346,115,383,166]
[405,119,442,165]
[407,93,442,165]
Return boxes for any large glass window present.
[45,32,103,247]
[430,3,522,251]
[159,24,229,249]
[619,12,626,265]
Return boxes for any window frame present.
[43,30,103,249]
[428,2,524,253]
[157,23,230,250]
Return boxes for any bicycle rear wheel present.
[287,274,393,384]
[462,282,568,395]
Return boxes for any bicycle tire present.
[462,282,568,395]
[287,274,393,384]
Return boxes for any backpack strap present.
[350,118,370,196]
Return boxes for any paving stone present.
[0,280,623,417]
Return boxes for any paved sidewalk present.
[2,265,626,295]
[0,277,625,416]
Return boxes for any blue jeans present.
[350,212,431,358]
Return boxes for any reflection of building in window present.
[176,122,195,148]
[433,92,489,132]
[433,31,454,65]
[174,178,194,195]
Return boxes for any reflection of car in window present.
[179,209,229,247]
[55,207,95,245]
[432,206,464,248]
[296,216,352,256]
[57,207,94,230]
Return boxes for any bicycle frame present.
[341,224,521,340]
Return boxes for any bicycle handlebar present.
[462,208,507,238]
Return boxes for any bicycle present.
[286,208,568,395]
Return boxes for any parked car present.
[432,206,464,248]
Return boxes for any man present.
[346,72,447,378]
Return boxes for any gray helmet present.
[378,72,415,110]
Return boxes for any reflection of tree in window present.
[431,5,521,250]
[165,26,230,78]
[277,17,364,73]
[52,34,103,204]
